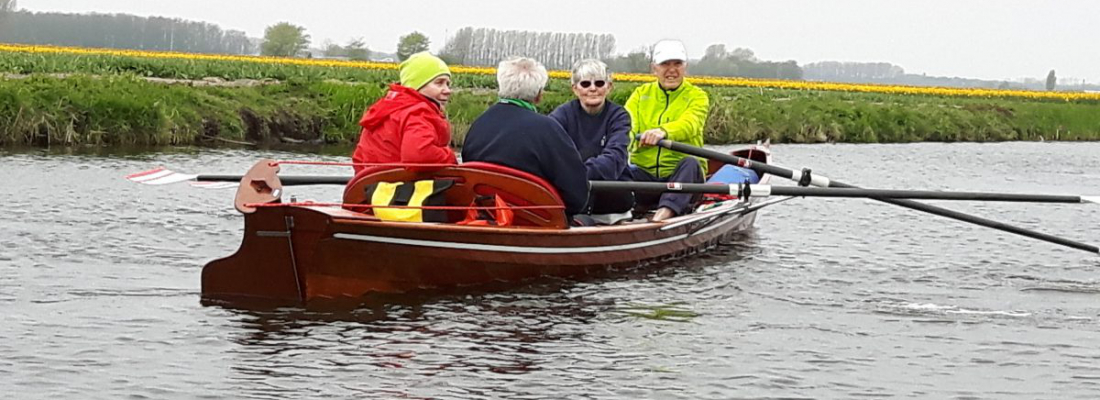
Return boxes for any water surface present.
[2,142,1099,399]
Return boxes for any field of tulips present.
[4,43,1099,102]
[2,43,1100,146]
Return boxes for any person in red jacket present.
[351,52,457,174]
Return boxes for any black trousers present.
[587,188,635,214]
[630,157,704,216]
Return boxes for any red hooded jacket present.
[351,84,457,173]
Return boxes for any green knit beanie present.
[400,52,451,90]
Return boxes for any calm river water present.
[2,142,1099,399]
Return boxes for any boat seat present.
[342,162,569,229]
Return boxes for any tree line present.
[803,61,1097,92]
[601,44,803,80]
[693,44,802,80]
[435,27,804,80]
[11,7,1078,91]
[804,61,905,81]
[0,7,254,55]
[441,27,616,70]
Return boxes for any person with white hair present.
[549,59,634,221]
[626,39,710,221]
[461,56,589,217]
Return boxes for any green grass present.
[3,49,1100,146]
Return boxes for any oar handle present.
[655,139,828,184]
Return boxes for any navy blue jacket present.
[549,100,632,182]
[461,103,589,216]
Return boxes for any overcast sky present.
[17,0,1100,82]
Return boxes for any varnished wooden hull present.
[202,202,760,303]
[202,146,772,304]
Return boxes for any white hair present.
[496,57,548,101]
[570,59,612,85]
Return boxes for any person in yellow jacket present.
[625,39,710,221]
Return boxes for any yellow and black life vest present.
[364,180,454,222]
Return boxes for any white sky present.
[16,0,1100,82]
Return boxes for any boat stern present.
[201,208,307,304]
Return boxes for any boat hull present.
[202,146,772,305]
[202,201,760,304]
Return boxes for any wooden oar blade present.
[1083,196,1099,204]
[125,167,198,185]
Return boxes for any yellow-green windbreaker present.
[625,80,710,178]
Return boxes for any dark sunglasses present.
[577,80,607,89]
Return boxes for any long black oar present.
[590,181,1099,204]
[126,167,349,186]
[132,168,1099,204]
[198,174,349,186]
[654,139,1100,254]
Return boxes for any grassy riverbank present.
[2,46,1100,146]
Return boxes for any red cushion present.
[459,162,564,204]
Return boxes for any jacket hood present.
[359,84,442,129]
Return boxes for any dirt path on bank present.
[2,73,279,87]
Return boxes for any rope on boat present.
[243,202,564,210]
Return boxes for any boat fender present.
[364,179,454,222]
[457,195,514,227]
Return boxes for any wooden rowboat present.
[201,145,775,304]
[124,138,1097,306]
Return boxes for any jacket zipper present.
[656,88,672,177]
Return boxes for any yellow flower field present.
[3,43,1098,102]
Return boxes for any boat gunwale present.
[290,198,753,237]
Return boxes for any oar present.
[125,167,349,186]
[130,168,1100,204]
[590,181,1099,204]
[653,139,1100,254]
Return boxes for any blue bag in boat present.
[706,164,760,185]
[699,164,760,205]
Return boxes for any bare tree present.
[441,26,615,69]
[0,0,16,27]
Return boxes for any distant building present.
[369,51,398,63]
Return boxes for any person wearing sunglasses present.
[548,59,634,224]
[625,39,710,221]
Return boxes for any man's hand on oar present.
[651,139,1100,254]
[589,181,1099,204]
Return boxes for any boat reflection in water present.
[217,239,757,396]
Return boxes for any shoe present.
[650,207,676,222]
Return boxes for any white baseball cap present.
[652,40,687,64]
